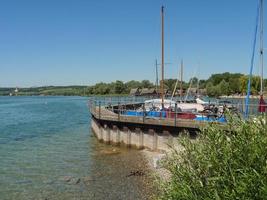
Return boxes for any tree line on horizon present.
[1,72,267,97]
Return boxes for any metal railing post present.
[143,103,145,123]
[94,100,97,115]
[174,103,177,126]
[118,102,120,121]
[98,101,101,119]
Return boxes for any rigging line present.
[185,67,198,102]
[171,61,181,101]
[245,1,260,118]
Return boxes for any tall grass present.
[159,115,267,200]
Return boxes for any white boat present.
[144,98,204,113]
[144,99,176,111]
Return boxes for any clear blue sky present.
[0,0,266,87]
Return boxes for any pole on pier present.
[143,103,145,123]
[118,102,120,121]
[174,103,177,126]
[160,6,165,108]
[94,100,97,115]
[98,101,101,119]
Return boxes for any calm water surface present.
[0,96,153,200]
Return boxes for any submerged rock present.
[99,148,121,155]
[59,176,72,182]
[59,176,81,184]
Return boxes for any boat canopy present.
[144,99,176,110]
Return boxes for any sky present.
[0,0,266,87]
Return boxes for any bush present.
[159,116,267,200]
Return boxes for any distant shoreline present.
[220,95,267,99]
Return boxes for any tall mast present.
[180,59,183,99]
[161,6,165,107]
[260,0,264,95]
[155,59,159,93]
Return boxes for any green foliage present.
[218,79,230,96]
[141,80,154,88]
[206,82,220,97]
[159,116,267,200]
[238,75,261,95]
[208,72,243,86]
[0,72,266,96]
[114,80,126,94]
[190,77,198,86]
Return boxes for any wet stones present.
[59,176,95,185]
[126,170,145,177]
[59,176,80,184]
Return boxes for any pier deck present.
[89,104,226,131]
[88,98,228,151]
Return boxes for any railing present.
[88,96,267,128]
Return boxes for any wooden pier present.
[89,103,226,131]
[89,99,227,151]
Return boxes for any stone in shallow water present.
[59,176,72,182]
[59,176,81,184]
[99,148,121,155]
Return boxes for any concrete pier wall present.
[91,117,177,152]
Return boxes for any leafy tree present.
[125,80,142,89]
[239,75,248,94]
[190,77,198,86]
[206,82,220,97]
[229,77,240,94]
[114,80,125,94]
[218,79,230,95]
[141,80,154,88]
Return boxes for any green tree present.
[206,82,220,97]
[141,80,154,88]
[218,79,230,95]
[114,80,125,94]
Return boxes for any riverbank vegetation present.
[1,72,267,97]
[158,116,267,199]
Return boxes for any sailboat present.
[138,6,197,119]
[126,6,226,122]
[170,60,206,112]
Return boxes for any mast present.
[180,60,183,99]
[260,0,264,95]
[155,59,159,94]
[161,6,165,107]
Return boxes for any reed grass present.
[159,115,267,200]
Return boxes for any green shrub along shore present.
[158,115,267,200]
[1,72,267,97]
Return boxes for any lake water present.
[0,96,154,200]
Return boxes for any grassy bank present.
[158,115,267,199]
